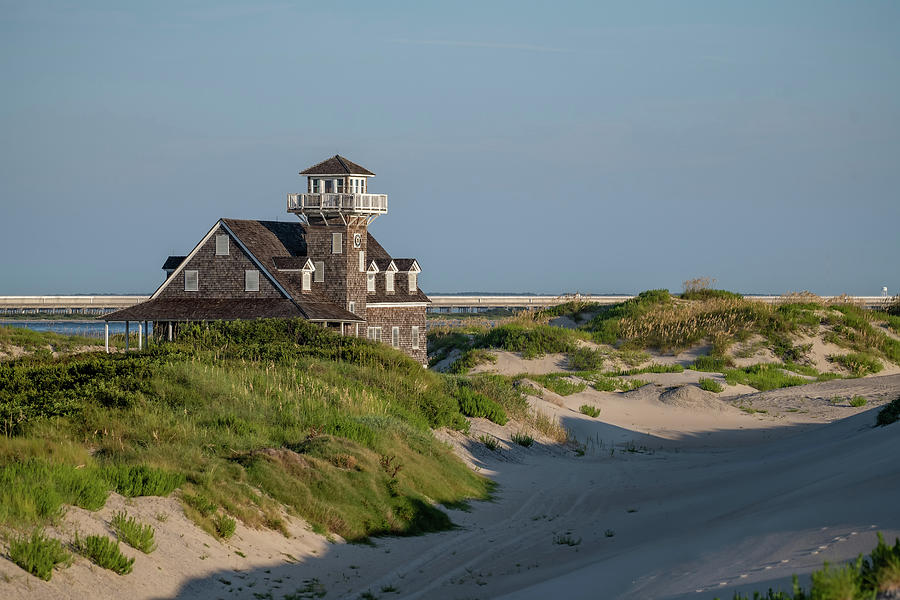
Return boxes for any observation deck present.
[287,192,388,216]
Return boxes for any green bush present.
[531,374,586,396]
[449,349,495,374]
[609,363,684,376]
[724,364,808,391]
[454,388,508,425]
[478,323,577,358]
[511,432,534,447]
[831,352,883,376]
[8,530,72,581]
[849,396,867,408]
[104,465,185,497]
[584,289,672,345]
[111,511,156,553]
[690,356,731,372]
[579,404,601,418]
[213,514,236,539]
[680,289,743,301]
[877,396,900,426]
[567,347,605,371]
[74,534,135,575]
[698,378,724,393]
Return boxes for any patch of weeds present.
[567,347,605,371]
[448,348,496,374]
[478,434,499,451]
[698,378,724,393]
[284,578,327,599]
[111,511,156,553]
[609,363,684,376]
[690,355,731,372]
[724,363,808,391]
[182,492,216,517]
[213,514,236,539]
[604,529,616,538]
[73,533,135,575]
[579,404,601,418]
[511,432,534,447]
[830,352,883,376]
[454,387,508,425]
[531,374,586,396]
[380,584,399,593]
[8,530,72,581]
[553,533,582,546]
[849,396,867,408]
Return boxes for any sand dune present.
[3,375,898,600]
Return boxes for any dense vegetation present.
[715,533,900,600]
[0,319,530,555]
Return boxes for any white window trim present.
[408,272,417,293]
[184,270,198,292]
[332,232,342,254]
[215,234,229,256]
[359,250,365,272]
[348,301,356,314]
[411,326,419,350]
[302,271,311,291]
[245,269,259,292]
[391,326,400,348]
[385,272,394,293]
[367,326,382,341]
[367,272,375,292]
[314,261,325,283]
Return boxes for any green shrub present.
[680,289,743,301]
[877,396,900,426]
[213,514,236,539]
[724,364,808,391]
[478,434,499,451]
[182,493,217,517]
[849,396,867,408]
[567,347,605,371]
[579,404,601,418]
[609,363,684,376]
[698,378,724,393]
[454,388,508,425]
[831,352,883,376]
[449,349,495,374]
[478,323,577,358]
[511,432,534,447]
[74,534,135,575]
[690,355,731,372]
[531,374,586,396]
[111,511,156,553]
[104,465,185,497]
[8,530,72,581]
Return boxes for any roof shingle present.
[300,155,375,176]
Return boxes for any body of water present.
[0,321,152,337]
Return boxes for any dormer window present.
[385,272,394,293]
[300,259,314,291]
[367,272,375,292]
[408,272,417,293]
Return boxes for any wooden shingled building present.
[103,155,429,365]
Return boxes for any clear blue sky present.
[2,1,898,295]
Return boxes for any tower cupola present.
[288,155,387,225]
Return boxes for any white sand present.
[3,373,899,600]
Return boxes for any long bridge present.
[0,294,890,317]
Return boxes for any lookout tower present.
[287,155,387,226]
[287,155,388,318]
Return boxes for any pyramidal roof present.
[300,155,375,176]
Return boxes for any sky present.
[1,1,898,296]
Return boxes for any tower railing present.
[287,193,388,214]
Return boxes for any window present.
[215,234,229,256]
[348,301,356,314]
[391,326,400,348]
[408,272,417,293]
[367,272,375,292]
[184,270,198,292]
[245,269,259,292]
[411,326,419,350]
[324,179,333,193]
[332,232,342,254]
[312,179,320,193]
[359,251,365,272]
[385,272,394,293]
[367,327,381,341]
[314,261,325,283]
[302,271,311,291]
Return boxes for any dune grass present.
[0,319,495,543]
[0,325,104,356]
[111,511,156,553]
[698,378,724,393]
[830,352,883,376]
[7,530,72,581]
[73,533,134,575]
[530,374,586,396]
[578,404,601,418]
[723,364,810,391]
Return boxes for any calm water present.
[0,321,152,337]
